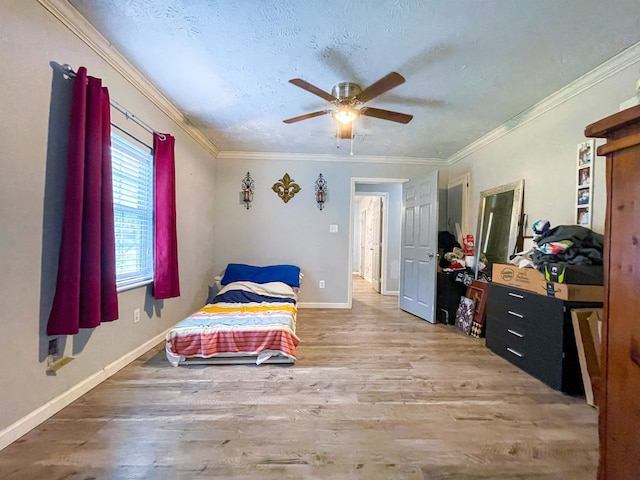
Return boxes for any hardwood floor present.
[0,276,598,479]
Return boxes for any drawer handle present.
[508,292,524,299]
[507,310,524,318]
[507,347,524,358]
[508,329,524,338]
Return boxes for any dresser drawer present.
[486,314,565,390]
[485,307,535,338]
[488,283,564,340]
[488,283,542,307]
[525,333,565,390]
[486,314,529,351]
[486,315,562,362]
[486,323,530,372]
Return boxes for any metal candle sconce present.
[315,173,327,210]
[241,172,254,209]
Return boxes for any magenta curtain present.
[153,132,180,299]
[47,67,118,336]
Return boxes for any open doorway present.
[354,193,386,293]
[348,178,406,308]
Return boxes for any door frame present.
[348,177,408,308]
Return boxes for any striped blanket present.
[165,281,299,366]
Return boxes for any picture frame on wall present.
[578,139,594,166]
[578,166,591,187]
[578,187,590,205]
[577,206,590,226]
[576,139,595,228]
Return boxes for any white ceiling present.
[68,0,640,160]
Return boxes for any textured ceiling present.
[68,0,640,159]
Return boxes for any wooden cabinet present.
[586,104,640,480]
[486,282,600,393]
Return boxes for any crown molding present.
[447,40,640,165]
[216,150,446,165]
[44,0,637,167]
[37,0,220,158]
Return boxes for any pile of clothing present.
[513,220,604,272]
[438,231,487,272]
[442,246,467,270]
[438,231,461,268]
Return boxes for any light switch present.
[329,224,338,233]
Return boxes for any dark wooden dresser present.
[586,104,640,479]
[486,282,600,393]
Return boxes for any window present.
[111,133,154,291]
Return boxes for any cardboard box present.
[534,281,604,302]
[492,263,604,301]
[492,264,545,292]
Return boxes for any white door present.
[371,196,382,293]
[359,208,366,276]
[364,202,372,282]
[399,171,439,322]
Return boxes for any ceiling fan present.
[283,72,413,139]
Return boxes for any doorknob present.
[427,252,435,259]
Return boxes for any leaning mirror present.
[474,179,524,275]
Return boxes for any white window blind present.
[111,133,154,290]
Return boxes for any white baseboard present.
[0,329,170,452]
[297,302,350,309]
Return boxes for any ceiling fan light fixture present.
[333,107,358,125]
[283,72,412,128]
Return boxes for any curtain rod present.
[61,64,166,143]
[111,122,153,151]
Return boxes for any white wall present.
[213,157,439,306]
[0,2,217,444]
[448,48,640,242]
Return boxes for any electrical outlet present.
[329,224,338,233]
[133,308,141,323]
[319,280,325,289]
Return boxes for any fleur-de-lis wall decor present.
[272,173,301,204]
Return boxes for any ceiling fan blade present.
[374,94,445,108]
[288,79,337,102]
[283,110,332,124]
[355,72,406,104]
[359,107,413,124]
[338,122,352,139]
